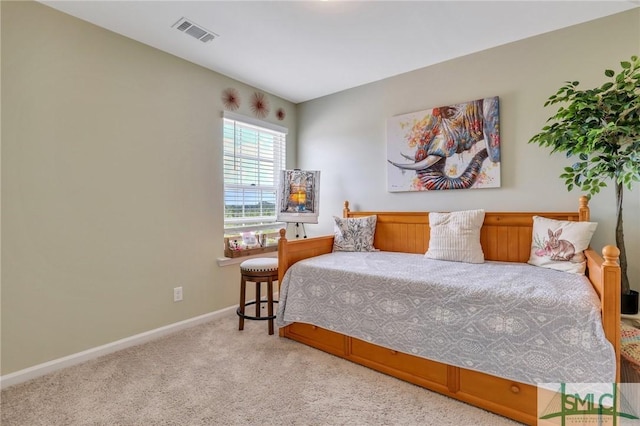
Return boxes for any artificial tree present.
[529,55,640,305]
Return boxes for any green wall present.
[297,8,640,293]
[1,0,296,375]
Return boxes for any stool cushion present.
[240,257,278,272]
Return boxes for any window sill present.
[216,250,278,267]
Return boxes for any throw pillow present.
[527,216,598,274]
[425,209,485,264]
[333,215,377,252]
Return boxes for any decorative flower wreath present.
[250,92,270,119]
[221,88,240,111]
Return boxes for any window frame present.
[222,111,287,235]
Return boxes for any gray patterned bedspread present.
[276,251,616,385]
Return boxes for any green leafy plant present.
[529,55,640,295]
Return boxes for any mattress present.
[276,251,616,385]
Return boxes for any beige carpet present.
[1,315,522,425]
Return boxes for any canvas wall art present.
[386,96,501,192]
[277,170,320,224]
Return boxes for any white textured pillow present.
[333,215,377,252]
[425,209,485,264]
[528,216,597,274]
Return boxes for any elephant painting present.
[387,96,500,192]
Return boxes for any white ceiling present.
[39,1,639,104]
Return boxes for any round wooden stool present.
[237,258,279,335]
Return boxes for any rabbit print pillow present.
[528,216,598,274]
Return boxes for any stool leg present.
[267,279,274,335]
[238,276,246,331]
[255,282,261,318]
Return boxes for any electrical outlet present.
[173,286,183,302]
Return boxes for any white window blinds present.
[222,112,287,231]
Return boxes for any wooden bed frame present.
[277,196,621,425]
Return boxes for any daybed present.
[276,197,620,425]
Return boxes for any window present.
[223,112,287,233]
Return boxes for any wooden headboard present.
[343,196,589,262]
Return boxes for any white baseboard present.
[0,305,237,390]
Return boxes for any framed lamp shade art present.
[277,170,320,224]
[386,96,501,192]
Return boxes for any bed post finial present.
[579,195,590,222]
[343,201,350,218]
[602,245,620,266]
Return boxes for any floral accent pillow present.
[333,215,377,252]
[425,209,485,264]
[528,216,598,274]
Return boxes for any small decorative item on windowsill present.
[223,233,279,258]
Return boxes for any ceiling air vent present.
[172,18,218,43]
